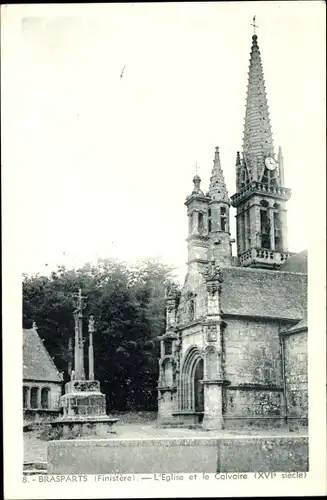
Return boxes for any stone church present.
[157,32,308,430]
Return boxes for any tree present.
[22,258,176,411]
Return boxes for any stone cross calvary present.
[72,288,87,380]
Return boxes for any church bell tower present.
[230,28,292,269]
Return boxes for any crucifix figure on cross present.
[251,15,258,34]
[73,288,87,313]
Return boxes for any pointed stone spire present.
[209,147,229,203]
[243,33,275,181]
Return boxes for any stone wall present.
[283,331,308,420]
[181,325,204,355]
[222,317,287,425]
[47,436,308,474]
[223,317,284,386]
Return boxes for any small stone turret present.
[157,283,181,425]
[207,147,232,266]
[185,172,210,270]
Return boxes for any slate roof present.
[220,266,307,321]
[23,328,62,383]
[279,250,308,274]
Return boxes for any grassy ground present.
[24,411,308,465]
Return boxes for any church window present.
[189,298,195,322]
[220,206,227,232]
[164,340,172,356]
[30,387,39,409]
[189,213,193,234]
[208,209,212,232]
[23,386,28,409]
[41,387,50,409]
[260,207,270,249]
[198,212,204,234]
[262,167,278,187]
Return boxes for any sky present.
[2,2,326,283]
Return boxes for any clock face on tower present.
[265,157,277,171]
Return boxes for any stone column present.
[78,312,86,380]
[37,387,42,409]
[26,387,31,409]
[202,381,224,430]
[237,211,244,254]
[203,212,209,235]
[74,312,80,377]
[88,316,95,381]
[280,209,288,251]
[68,335,73,377]
[249,202,261,249]
[244,208,250,250]
[202,322,225,430]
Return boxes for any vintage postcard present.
[2,2,326,498]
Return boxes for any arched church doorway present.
[194,358,204,416]
[180,346,204,423]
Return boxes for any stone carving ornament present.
[165,282,179,300]
[204,260,223,283]
[206,281,221,296]
[207,324,217,342]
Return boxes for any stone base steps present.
[23,462,47,475]
[23,469,47,475]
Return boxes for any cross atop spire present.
[193,162,199,176]
[208,147,229,203]
[251,15,258,35]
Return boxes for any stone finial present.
[32,321,38,330]
[192,174,204,196]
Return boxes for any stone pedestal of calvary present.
[51,289,118,438]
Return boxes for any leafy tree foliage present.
[23,259,176,411]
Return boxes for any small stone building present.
[157,32,308,430]
[23,323,63,422]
